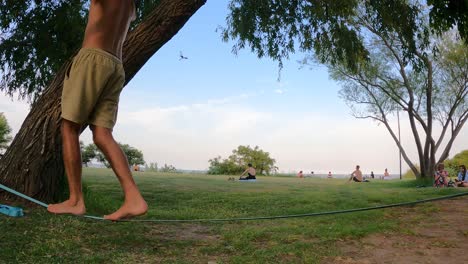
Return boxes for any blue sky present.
[125,0,346,115]
[1,0,467,175]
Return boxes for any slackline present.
[1,183,467,223]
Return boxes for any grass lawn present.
[0,168,465,263]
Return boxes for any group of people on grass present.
[434,163,468,188]
[348,166,391,182]
[296,171,314,178]
[231,163,468,188]
[295,167,390,180]
[346,163,468,187]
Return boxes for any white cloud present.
[103,100,262,170]
[273,81,289,94]
[109,96,405,173]
[3,93,468,175]
[274,89,284,94]
[111,102,468,175]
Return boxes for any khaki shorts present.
[61,48,125,129]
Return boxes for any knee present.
[92,132,106,148]
[61,120,80,136]
[92,129,112,148]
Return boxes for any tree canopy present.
[82,143,98,167]
[119,143,145,166]
[159,163,177,173]
[224,1,437,72]
[0,0,161,101]
[208,145,277,175]
[429,0,468,42]
[224,0,467,73]
[81,142,145,168]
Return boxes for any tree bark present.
[0,0,206,202]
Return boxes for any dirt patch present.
[324,197,468,264]
[147,223,221,243]
[142,224,226,263]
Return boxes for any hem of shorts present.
[89,120,115,130]
[61,114,85,125]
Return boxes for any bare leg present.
[91,125,147,220]
[47,120,86,215]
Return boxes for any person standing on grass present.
[328,171,332,178]
[434,163,449,188]
[239,163,256,180]
[455,165,468,187]
[348,165,368,182]
[370,171,375,179]
[47,0,148,221]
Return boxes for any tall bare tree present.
[331,16,468,178]
[223,0,467,179]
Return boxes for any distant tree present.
[95,150,110,169]
[207,155,241,175]
[120,143,145,166]
[82,144,98,167]
[95,143,145,168]
[79,141,85,153]
[208,145,277,175]
[159,163,177,173]
[148,162,158,172]
[0,113,12,154]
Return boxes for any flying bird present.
[179,51,188,60]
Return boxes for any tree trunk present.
[0,0,206,202]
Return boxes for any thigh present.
[61,53,114,125]
[88,66,125,129]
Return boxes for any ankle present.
[123,185,142,196]
[68,196,84,206]
[124,191,145,202]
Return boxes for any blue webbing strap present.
[1,182,468,222]
[0,183,48,208]
[0,183,107,220]
[0,204,24,217]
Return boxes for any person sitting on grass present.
[455,165,468,187]
[434,163,449,188]
[383,168,390,179]
[239,163,256,180]
[297,171,304,178]
[348,165,369,182]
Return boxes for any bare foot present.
[47,199,86,215]
[104,195,148,221]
